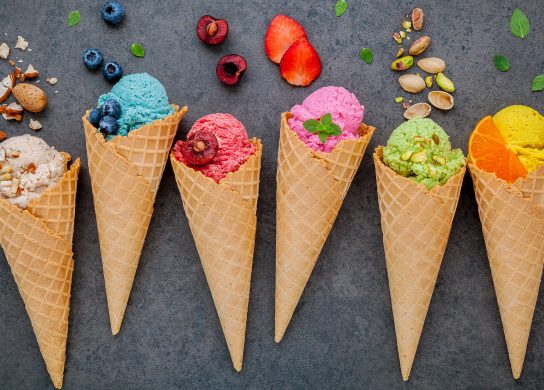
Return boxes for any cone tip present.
[511,365,522,380]
[111,323,121,335]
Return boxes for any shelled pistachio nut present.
[408,36,430,56]
[435,73,455,93]
[391,56,414,71]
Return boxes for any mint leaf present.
[131,42,145,58]
[532,74,544,92]
[303,119,321,133]
[493,54,510,72]
[329,124,342,136]
[68,10,81,27]
[510,8,530,38]
[318,133,328,143]
[360,48,373,64]
[321,113,333,126]
[335,0,348,17]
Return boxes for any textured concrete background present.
[1,0,544,388]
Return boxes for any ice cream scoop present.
[493,105,544,172]
[97,73,174,137]
[383,118,465,189]
[287,86,364,152]
[0,134,67,208]
[173,113,256,182]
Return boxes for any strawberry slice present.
[279,38,321,87]
[265,14,307,64]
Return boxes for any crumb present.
[15,36,28,51]
[46,77,57,85]
[0,43,9,59]
[28,119,42,131]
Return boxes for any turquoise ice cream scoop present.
[98,73,174,137]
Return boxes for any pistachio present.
[402,102,411,110]
[417,57,446,74]
[396,47,405,58]
[395,96,404,103]
[411,150,427,163]
[391,56,414,71]
[435,73,455,93]
[433,155,446,165]
[428,90,454,110]
[404,102,431,120]
[393,32,402,44]
[399,74,426,93]
[432,134,440,145]
[399,31,406,39]
[413,136,426,142]
[402,20,412,30]
[400,150,413,161]
[425,75,433,88]
[428,165,438,178]
[408,36,430,56]
[412,8,424,31]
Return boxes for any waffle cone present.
[0,154,80,389]
[83,105,187,335]
[170,140,262,372]
[275,112,375,342]
[469,163,544,379]
[374,147,465,381]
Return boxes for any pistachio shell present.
[417,57,446,74]
[404,102,431,119]
[428,91,454,110]
[399,74,426,93]
[12,83,47,113]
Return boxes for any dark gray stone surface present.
[1,0,543,388]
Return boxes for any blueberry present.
[102,61,123,82]
[102,99,121,119]
[99,115,119,135]
[101,1,125,25]
[82,48,104,71]
[88,107,103,127]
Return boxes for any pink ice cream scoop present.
[288,86,365,152]
[174,113,256,182]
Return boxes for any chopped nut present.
[2,113,22,121]
[428,165,438,178]
[432,134,440,145]
[393,32,402,44]
[395,97,404,103]
[412,8,424,31]
[433,156,446,165]
[23,64,38,79]
[0,173,11,181]
[0,130,6,141]
[29,119,42,131]
[15,187,22,196]
[425,75,433,88]
[402,102,411,110]
[400,150,413,161]
[46,77,58,85]
[15,36,28,51]
[402,20,412,30]
[396,48,405,58]
[399,31,406,39]
[26,162,37,174]
[414,136,426,143]
[9,151,20,158]
[8,59,15,66]
[411,151,427,163]
[7,102,23,114]
[0,43,9,59]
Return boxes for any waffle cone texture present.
[83,105,187,335]
[0,153,80,389]
[374,147,465,381]
[171,140,262,372]
[469,163,544,379]
[275,112,375,342]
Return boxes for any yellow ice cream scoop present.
[493,105,544,172]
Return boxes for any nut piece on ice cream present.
[0,134,67,208]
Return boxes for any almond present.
[15,36,28,51]
[12,83,47,112]
[23,64,39,79]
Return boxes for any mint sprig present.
[68,10,81,27]
[510,8,530,38]
[335,0,348,17]
[493,54,510,72]
[131,42,145,58]
[532,74,544,92]
[303,113,342,143]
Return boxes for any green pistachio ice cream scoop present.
[383,118,465,189]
